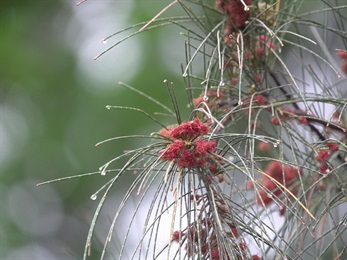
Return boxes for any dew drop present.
[238,99,243,105]
[101,169,107,176]
[106,105,111,109]
[273,143,278,148]
[244,6,249,11]
[203,95,209,101]
[182,73,187,77]
[306,110,312,115]
[228,155,235,162]
[102,39,108,44]
[90,194,97,200]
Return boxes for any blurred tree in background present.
[1,0,187,258]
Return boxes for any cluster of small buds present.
[337,49,347,75]
[223,33,279,89]
[171,192,261,259]
[159,118,219,169]
[171,222,209,258]
[316,141,339,174]
[248,161,301,206]
[212,1,285,114]
[254,34,278,59]
[172,223,254,259]
[214,0,253,87]
[210,0,288,127]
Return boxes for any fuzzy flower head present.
[159,119,217,169]
[216,0,251,30]
[160,118,209,140]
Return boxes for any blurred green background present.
[1,1,190,259]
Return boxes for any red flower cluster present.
[253,34,277,58]
[253,161,300,206]
[316,141,339,173]
[159,119,217,169]
[316,150,329,162]
[215,0,251,32]
[160,118,209,139]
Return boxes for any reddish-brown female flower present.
[326,141,339,152]
[159,118,217,169]
[215,0,251,32]
[316,150,330,162]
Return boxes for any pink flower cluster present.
[248,161,301,206]
[215,0,251,32]
[159,119,217,169]
[337,49,347,75]
[316,141,339,174]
